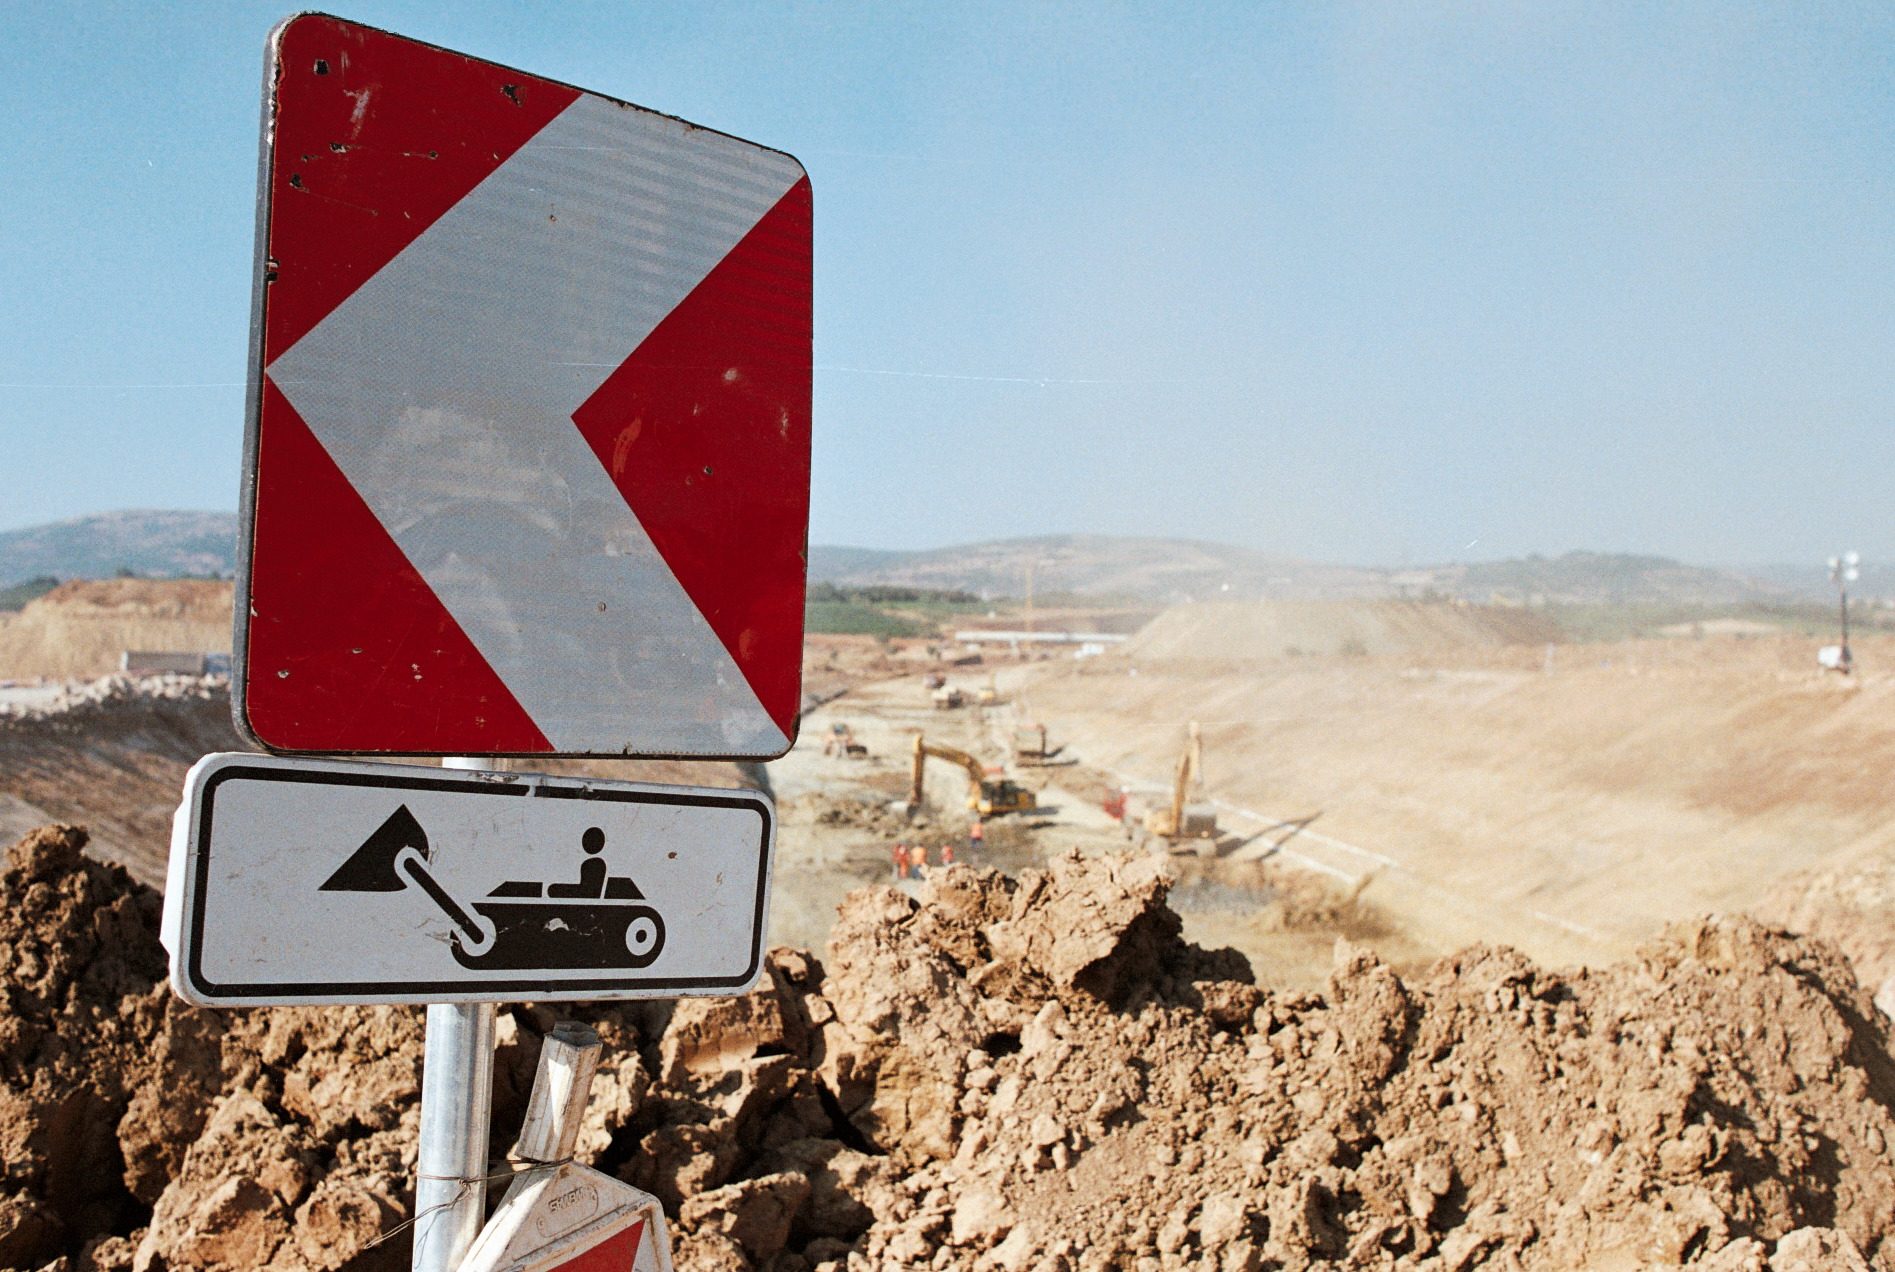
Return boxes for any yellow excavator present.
[909,736,1038,817]
[1144,721,1218,841]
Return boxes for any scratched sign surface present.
[236,14,812,760]
[161,753,774,1006]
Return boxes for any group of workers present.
[891,820,984,880]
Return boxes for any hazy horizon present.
[0,508,1865,582]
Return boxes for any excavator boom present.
[1147,721,1213,841]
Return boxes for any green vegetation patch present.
[804,582,998,637]
[0,576,58,612]
[804,600,929,638]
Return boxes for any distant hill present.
[0,511,238,588]
[1734,562,1890,605]
[1391,552,1793,606]
[0,514,1813,610]
[808,535,1388,604]
[809,537,1793,607]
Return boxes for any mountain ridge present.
[0,510,238,587]
[0,513,1829,607]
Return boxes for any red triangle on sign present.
[571,178,813,739]
[547,1220,643,1272]
[244,379,552,753]
[264,15,579,361]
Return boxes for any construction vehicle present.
[909,735,1037,817]
[976,676,1001,707]
[1012,723,1061,766]
[1145,721,1218,842]
[931,686,965,710]
[822,722,868,758]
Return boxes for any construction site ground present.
[777,624,1895,1000]
[6,601,1895,1270]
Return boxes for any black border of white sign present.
[162,753,774,1006]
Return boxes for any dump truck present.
[1145,721,1218,842]
[931,686,965,710]
[909,735,1037,817]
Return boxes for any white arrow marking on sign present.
[267,95,804,754]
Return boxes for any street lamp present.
[1826,552,1860,674]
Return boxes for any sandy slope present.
[1011,625,1895,972]
[0,579,232,680]
[1123,598,1562,661]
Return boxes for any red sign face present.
[236,14,811,759]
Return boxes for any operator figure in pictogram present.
[549,827,610,899]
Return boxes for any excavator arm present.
[910,736,987,807]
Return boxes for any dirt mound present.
[0,677,242,887]
[0,580,232,681]
[6,825,1894,1272]
[1123,599,1562,663]
[1754,855,1895,1019]
[653,854,1895,1272]
[0,823,430,1272]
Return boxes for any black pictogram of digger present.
[320,806,665,971]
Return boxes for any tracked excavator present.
[909,736,1038,817]
[1144,721,1218,842]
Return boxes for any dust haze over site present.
[6,4,1894,573]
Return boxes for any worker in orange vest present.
[969,820,984,857]
[940,841,955,867]
[892,843,906,881]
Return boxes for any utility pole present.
[1828,552,1860,674]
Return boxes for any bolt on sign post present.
[178,13,812,1272]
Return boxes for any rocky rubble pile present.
[0,827,1891,1272]
[0,825,428,1272]
[648,853,1895,1272]
[0,676,227,725]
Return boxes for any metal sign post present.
[415,1001,497,1272]
[198,14,813,1268]
[412,758,500,1272]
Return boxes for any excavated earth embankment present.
[0,825,1891,1272]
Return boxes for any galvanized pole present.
[1841,583,1852,672]
[414,757,498,1272]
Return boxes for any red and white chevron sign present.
[235,15,811,759]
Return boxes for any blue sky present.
[2,2,1892,565]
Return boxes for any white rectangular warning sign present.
[162,753,774,1006]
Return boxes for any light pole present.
[1828,552,1860,674]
